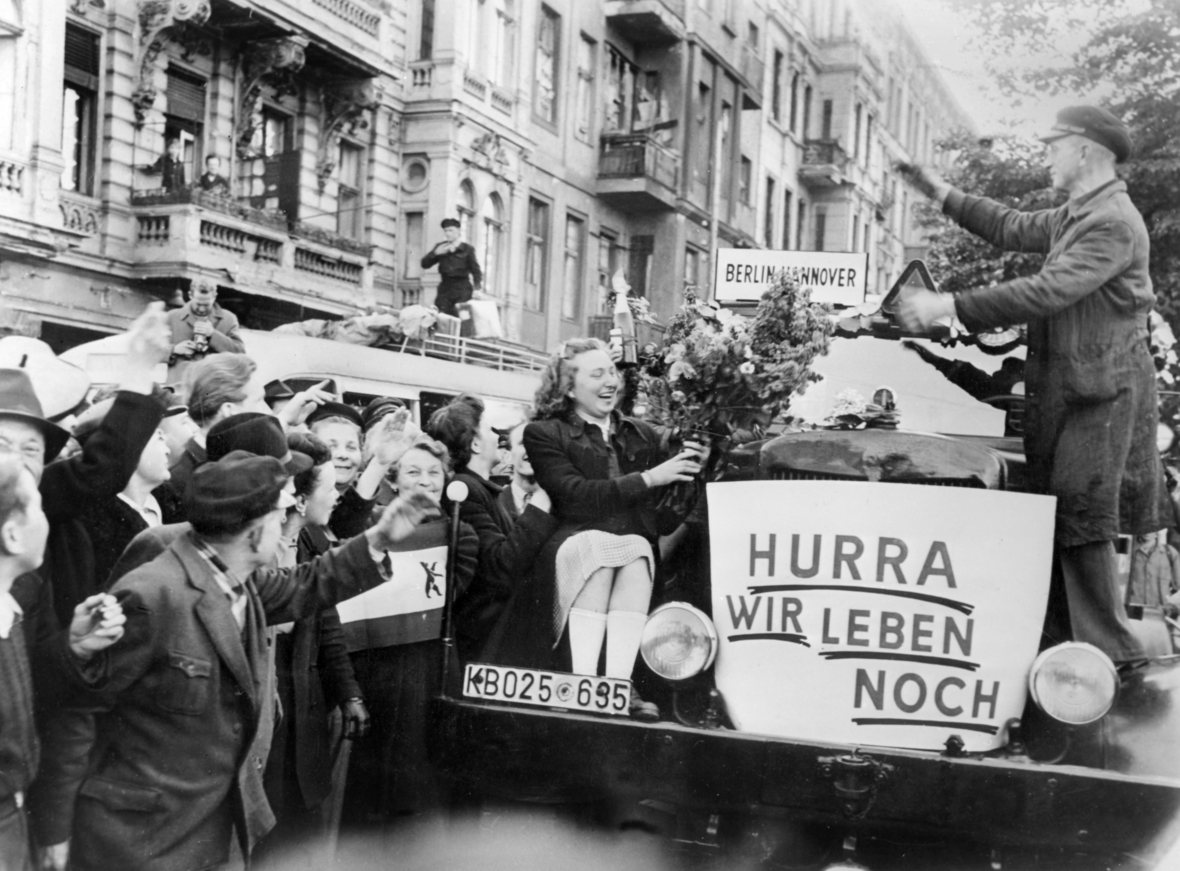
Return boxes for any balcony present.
[800,139,850,188]
[130,188,371,310]
[597,132,680,212]
[604,0,686,45]
[738,44,766,108]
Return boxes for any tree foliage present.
[930,0,1180,326]
[916,132,1054,295]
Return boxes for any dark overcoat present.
[946,181,1171,546]
[67,532,383,871]
[451,471,558,663]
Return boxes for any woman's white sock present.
[568,608,607,675]
[605,610,648,680]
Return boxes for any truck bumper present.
[432,696,1180,859]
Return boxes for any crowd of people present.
[0,303,705,871]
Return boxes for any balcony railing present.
[587,315,667,350]
[802,140,849,168]
[131,195,371,305]
[599,132,679,189]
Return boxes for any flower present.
[637,271,833,461]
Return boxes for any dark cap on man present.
[1040,105,1132,163]
[206,412,313,474]
[440,218,461,229]
[186,450,295,533]
[0,368,71,461]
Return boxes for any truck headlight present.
[1028,642,1119,725]
[640,602,718,681]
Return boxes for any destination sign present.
[714,249,868,306]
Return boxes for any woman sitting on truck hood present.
[489,338,704,720]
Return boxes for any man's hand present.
[122,302,172,393]
[172,340,197,358]
[367,408,421,467]
[68,593,126,660]
[366,491,441,551]
[897,290,958,333]
[191,320,214,338]
[895,162,951,205]
[39,841,69,871]
[341,698,371,740]
[277,380,334,429]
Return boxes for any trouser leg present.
[1058,540,1146,662]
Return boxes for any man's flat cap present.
[440,218,461,229]
[186,450,295,532]
[1040,105,1132,163]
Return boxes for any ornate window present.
[481,194,503,298]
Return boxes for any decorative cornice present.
[235,36,309,158]
[315,79,380,190]
[132,0,211,126]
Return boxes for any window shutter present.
[64,25,99,89]
[167,68,206,122]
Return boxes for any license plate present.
[462,663,630,716]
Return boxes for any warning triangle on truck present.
[880,260,938,316]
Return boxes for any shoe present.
[629,687,659,722]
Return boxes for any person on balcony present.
[166,279,245,382]
[420,217,482,317]
[197,154,231,196]
[144,138,186,192]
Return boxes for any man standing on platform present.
[420,218,482,317]
[897,105,1171,663]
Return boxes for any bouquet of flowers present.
[638,272,834,469]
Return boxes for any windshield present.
[790,336,1025,437]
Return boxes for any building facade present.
[1,0,404,349]
[0,0,968,353]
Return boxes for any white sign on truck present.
[714,249,868,306]
[708,481,1056,752]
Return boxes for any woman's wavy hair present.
[425,394,484,471]
[532,337,611,421]
[392,434,454,480]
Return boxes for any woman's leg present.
[605,558,653,680]
[567,567,614,674]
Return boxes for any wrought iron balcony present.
[597,131,680,211]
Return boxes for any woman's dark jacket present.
[483,412,693,670]
[452,471,559,663]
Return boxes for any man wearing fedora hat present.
[897,105,1171,662]
[421,217,483,317]
[51,453,438,871]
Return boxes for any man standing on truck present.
[421,217,483,317]
[897,105,1171,662]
